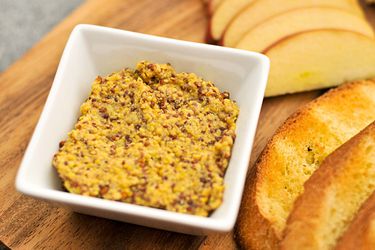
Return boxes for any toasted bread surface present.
[235,79,375,250]
[281,122,375,250]
[335,191,375,250]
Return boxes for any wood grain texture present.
[0,0,374,249]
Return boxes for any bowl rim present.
[15,24,270,233]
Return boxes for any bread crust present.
[235,163,279,250]
[281,122,375,249]
[235,79,375,250]
[336,191,375,250]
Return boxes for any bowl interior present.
[19,25,268,221]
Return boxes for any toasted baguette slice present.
[281,122,375,250]
[336,192,375,250]
[235,80,375,250]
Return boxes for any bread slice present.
[235,79,375,250]
[281,121,375,250]
[336,191,375,250]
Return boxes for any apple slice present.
[236,7,374,52]
[209,0,256,41]
[223,0,365,47]
[264,30,375,97]
[347,0,361,6]
[345,0,365,11]
[208,0,224,16]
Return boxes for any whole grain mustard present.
[53,61,239,216]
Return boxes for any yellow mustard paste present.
[53,61,239,216]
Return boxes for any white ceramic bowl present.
[15,24,269,235]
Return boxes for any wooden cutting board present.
[0,0,374,249]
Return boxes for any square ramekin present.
[15,24,269,235]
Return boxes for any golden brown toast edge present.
[235,79,375,250]
[280,121,375,249]
[336,191,375,250]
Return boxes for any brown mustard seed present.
[53,61,239,216]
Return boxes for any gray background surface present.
[0,0,83,72]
